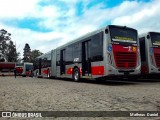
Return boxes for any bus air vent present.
[154,53,160,68]
[114,52,137,69]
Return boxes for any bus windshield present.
[150,33,160,46]
[110,27,137,44]
[26,64,33,71]
[16,63,23,66]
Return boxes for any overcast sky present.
[0,0,159,57]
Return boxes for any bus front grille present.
[154,53,160,68]
[114,52,137,69]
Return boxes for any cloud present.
[0,0,160,59]
[112,0,160,33]
[0,0,41,19]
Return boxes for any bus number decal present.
[150,48,153,55]
[123,46,132,52]
[132,47,137,52]
[108,44,112,52]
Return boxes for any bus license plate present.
[124,72,129,76]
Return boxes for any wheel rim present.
[74,70,79,81]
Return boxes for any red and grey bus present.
[139,32,160,78]
[15,63,23,75]
[0,62,15,76]
[35,25,141,81]
[20,62,33,77]
[34,51,51,78]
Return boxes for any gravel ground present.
[0,76,160,120]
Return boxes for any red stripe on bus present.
[67,68,82,75]
[112,44,137,52]
[0,63,15,68]
[42,69,48,74]
[67,68,73,75]
[91,66,104,75]
[26,71,31,75]
[16,67,23,74]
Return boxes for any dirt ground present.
[0,76,160,120]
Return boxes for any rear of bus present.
[140,32,160,77]
[150,32,160,73]
[22,62,33,77]
[105,25,141,79]
[15,63,23,76]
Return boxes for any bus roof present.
[56,25,137,50]
[35,25,137,58]
[37,50,52,59]
[139,31,160,38]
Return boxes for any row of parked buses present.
[0,62,33,76]
[16,62,33,77]
[33,25,160,81]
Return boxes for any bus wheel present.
[73,68,80,82]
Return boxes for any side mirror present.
[147,35,150,39]
[105,29,108,34]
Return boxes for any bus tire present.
[73,68,80,82]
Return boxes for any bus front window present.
[150,33,160,46]
[110,27,137,44]
[26,65,33,71]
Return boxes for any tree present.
[30,49,43,63]
[23,43,31,62]
[0,29,19,62]
[6,41,20,62]
[0,29,9,62]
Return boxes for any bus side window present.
[90,32,103,62]
[65,45,73,64]
[73,43,81,62]
[56,51,60,66]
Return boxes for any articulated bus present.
[139,32,160,78]
[35,25,141,81]
[34,51,51,78]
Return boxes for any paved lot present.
[0,76,160,120]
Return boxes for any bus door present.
[60,49,66,75]
[82,40,91,76]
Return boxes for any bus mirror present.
[105,29,108,34]
[147,35,150,39]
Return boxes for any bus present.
[35,25,141,81]
[0,62,15,76]
[139,32,160,78]
[34,51,51,78]
[15,63,23,75]
[21,62,33,77]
